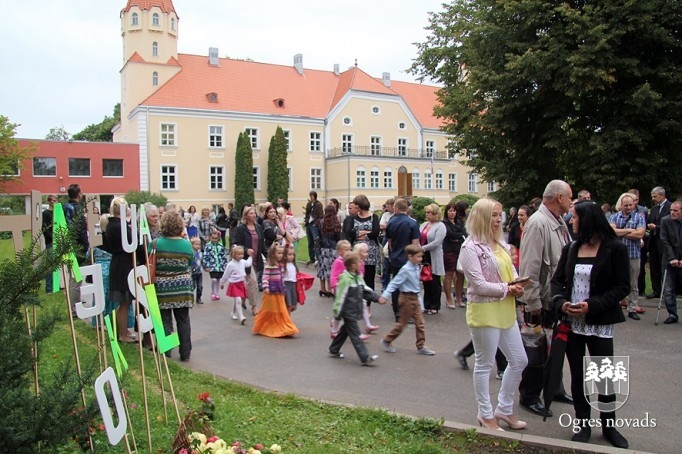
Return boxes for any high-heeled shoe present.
[477,415,504,431]
[494,412,527,430]
[446,302,457,309]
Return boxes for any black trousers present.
[329,317,369,363]
[649,238,663,296]
[423,274,442,312]
[565,331,616,423]
[160,307,192,360]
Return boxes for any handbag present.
[147,239,157,284]
[520,323,548,367]
[419,263,433,282]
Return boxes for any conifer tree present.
[267,126,289,203]
[234,132,255,210]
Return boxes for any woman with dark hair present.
[184,205,199,238]
[214,206,230,246]
[349,194,380,290]
[317,204,342,296]
[330,198,346,225]
[233,206,266,315]
[443,200,468,308]
[154,211,194,361]
[262,204,284,250]
[507,205,533,269]
[550,200,629,448]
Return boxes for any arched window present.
[131,12,139,26]
[152,71,158,86]
[356,166,366,188]
[412,168,420,190]
[171,18,176,31]
[152,41,158,56]
[152,13,160,26]
[370,166,380,188]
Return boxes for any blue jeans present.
[306,224,320,262]
[662,266,680,320]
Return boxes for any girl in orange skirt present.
[252,243,299,337]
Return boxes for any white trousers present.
[470,324,528,419]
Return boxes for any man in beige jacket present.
[518,180,573,417]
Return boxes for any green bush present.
[410,197,437,223]
[452,194,480,208]
[123,190,168,210]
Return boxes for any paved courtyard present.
[184,265,678,453]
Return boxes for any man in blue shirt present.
[610,194,646,320]
[385,198,419,320]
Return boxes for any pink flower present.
[178,449,189,454]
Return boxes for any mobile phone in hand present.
[510,276,531,285]
[569,302,581,309]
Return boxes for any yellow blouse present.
[466,246,517,329]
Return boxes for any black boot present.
[603,427,628,449]
[571,426,591,443]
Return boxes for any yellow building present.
[114,0,491,211]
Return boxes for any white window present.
[171,17,176,31]
[103,159,123,177]
[398,138,408,157]
[282,129,291,151]
[68,158,90,177]
[343,116,352,126]
[152,13,160,26]
[160,123,175,146]
[152,41,158,56]
[468,173,478,193]
[288,168,293,191]
[309,132,321,152]
[356,166,366,188]
[371,106,381,115]
[412,169,420,190]
[161,165,176,190]
[424,169,432,190]
[131,12,139,26]
[209,125,223,148]
[310,168,322,190]
[487,181,496,192]
[152,71,158,86]
[398,122,406,130]
[253,167,260,190]
[435,170,444,190]
[370,167,380,188]
[245,128,259,150]
[33,157,56,176]
[209,166,224,190]
[342,134,353,154]
[425,140,435,158]
[370,136,382,156]
[448,173,458,192]
[383,168,393,189]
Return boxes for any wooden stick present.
[121,389,137,453]
[161,352,182,425]
[131,255,152,453]
[62,265,94,451]
[24,306,39,395]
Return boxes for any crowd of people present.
[43,181,681,449]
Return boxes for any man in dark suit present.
[659,200,682,324]
[646,186,670,298]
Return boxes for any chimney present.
[382,72,391,87]
[333,64,340,76]
[294,53,304,75]
[209,47,219,66]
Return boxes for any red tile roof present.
[122,0,176,14]
[128,51,145,63]
[140,54,444,128]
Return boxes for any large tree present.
[234,132,254,210]
[411,0,682,205]
[72,104,120,142]
[267,126,289,202]
[0,116,34,191]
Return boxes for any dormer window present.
[152,13,160,26]
[152,72,158,86]
[206,92,218,103]
[398,122,406,130]
[273,98,285,108]
[152,42,158,56]
[131,12,139,26]
[171,18,176,31]
[371,106,381,115]
[343,116,352,126]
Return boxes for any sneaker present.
[365,325,380,334]
[359,334,370,341]
[417,347,435,356]
[197,299,204,305]
[496,370,504,380]
[240,317,246,325]
[380,339,396,353]
[362,354,379,365]
[231,313,238,320]
[329,351,345,359]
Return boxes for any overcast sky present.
[1,0,445,140]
